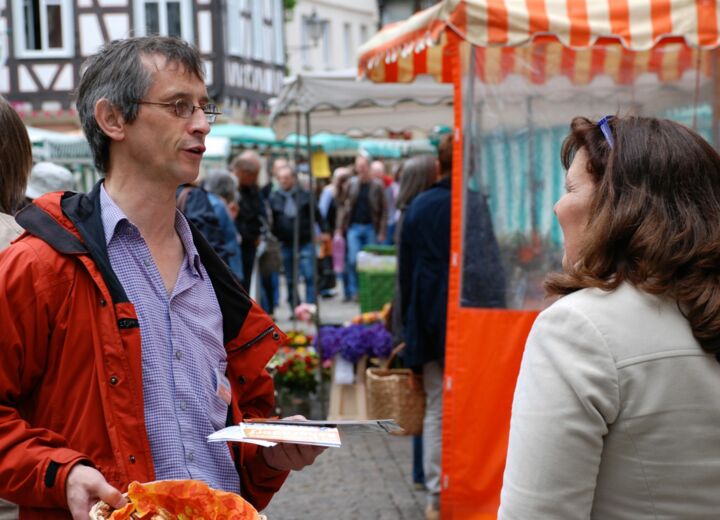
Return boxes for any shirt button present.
[180,401,187,411]
[143,258,152,267]
[272,331,280,341]
[187,452,194,462]
[129,455,136,464]
[109,376,119,386]
[175,350,182,360]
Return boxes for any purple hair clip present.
[598,115,615,149]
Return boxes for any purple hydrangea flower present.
[365,322,393,359]
[317,326,343,361]
[340,324,367,363]
[318,322,394,363]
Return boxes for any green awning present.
[359,138,436,159]
[282,132,359,153]
[209,124,277,146]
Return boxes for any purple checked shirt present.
[100,184,240,493]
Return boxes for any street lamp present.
[305,9,324,48]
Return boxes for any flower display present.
[267,345,320,393]
[317,322,393,363]
[351,303,392,325]
[286,330,312,348]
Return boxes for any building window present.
[134,0,193,43]
[359,24,368,45]
[260,0,275,63]
[343,22,353,67]
[273,0,284,65]
[300,14,311,67]
[227,0,252,57]
[12,0,74,58]
[321,20,331,69]
[251,2,263,61]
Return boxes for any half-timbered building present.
[0,0,285,126]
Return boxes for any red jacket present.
[0,185,289,519]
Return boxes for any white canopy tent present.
[269,69,453,139]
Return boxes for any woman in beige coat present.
[0,95,32,520]
[0,95,32,250]
[499,116,720,519]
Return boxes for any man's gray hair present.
[76,36,205,173]
[230,150,261,174]
[204,169,238,204]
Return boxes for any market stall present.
[269,69,453,139]
[26,126,97,191]
[359,1,720,517]
[268,70,458,420]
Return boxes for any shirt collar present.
[173,208,204,278]
[99,182,129,247]
[99,183,203,278]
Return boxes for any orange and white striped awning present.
[359,0,720,84]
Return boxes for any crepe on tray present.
[89,479,264,519]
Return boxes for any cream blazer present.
[499,283,720,519]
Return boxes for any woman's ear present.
[94,98,126,141]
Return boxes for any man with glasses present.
[0,36,322,520]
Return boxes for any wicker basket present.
[365,344,425,436]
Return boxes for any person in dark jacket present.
[232,150,267,287]
[399,179,451,507]
[398,137,451,520]
[268,165,327,310]
[390,155,439,493]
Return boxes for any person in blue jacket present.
[204,169,244,284]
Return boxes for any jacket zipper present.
[227,325,275,355]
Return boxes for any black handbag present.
[257,232,282,276]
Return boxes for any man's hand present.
[260,415,326,472]
[66,464,126,519]
[377,232,386,243]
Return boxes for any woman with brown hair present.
[499,116,720,518]
[0,95,32,250]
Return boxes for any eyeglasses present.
[135,99,222,124]
[598,115,614,149]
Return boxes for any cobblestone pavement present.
[263,433,425,519]
[264,285,425,519]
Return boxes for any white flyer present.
[333,354,355,385]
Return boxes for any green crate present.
[362,244,396,256]
[358,270,396,313]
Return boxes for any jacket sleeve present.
[228,328,289,510]
[314,198,329,234]
[498,302,620,519]
[234,369,289,510]
[0,242,92,509]
[398,207,415,330]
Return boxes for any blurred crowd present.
[178,148,408,320]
